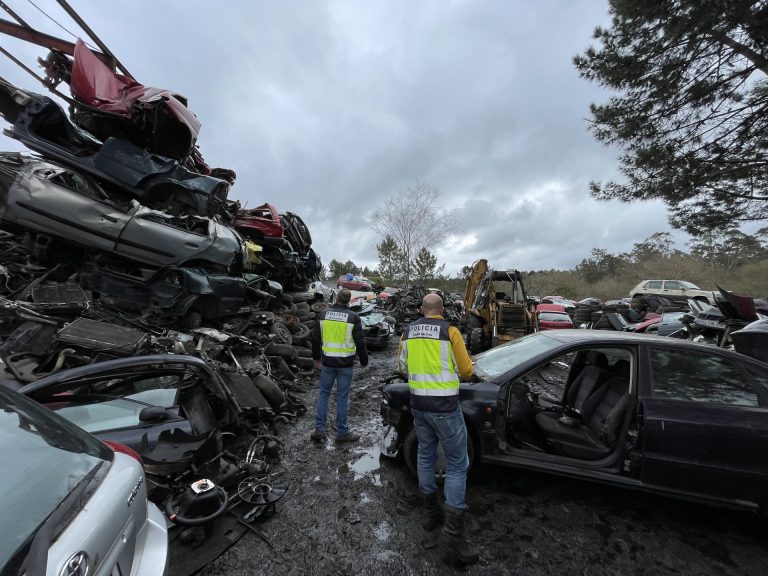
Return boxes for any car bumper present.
[130,502,168,576]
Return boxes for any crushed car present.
[0,77,232,219]
[0,153,245,272]
[234,204,321,290]
[80,264,282,328]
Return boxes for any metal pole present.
[54,0,133,79]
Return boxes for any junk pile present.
[383,284,463,333]
[0,47,327,551]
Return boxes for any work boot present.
[422,492,444,531]
[310,430,326,441]
[440,505,479,565]
[334,432,360,443]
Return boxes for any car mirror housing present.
[138,405,170,423]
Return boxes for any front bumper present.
[379,401,406,458]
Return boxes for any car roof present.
[20,354,209,393]
[537,329,763,360]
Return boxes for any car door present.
[638,345,768,506]
[662,280,684,299]
[13,164,128,253]
[116,207,216,266]
[210,274,249,316]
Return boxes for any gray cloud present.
[0,1,690,275]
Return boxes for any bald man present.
[397,293,478,565]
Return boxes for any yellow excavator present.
[462,259,537,353]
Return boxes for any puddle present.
[373,520,392,541]
[337,447,383,486]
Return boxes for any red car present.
[377,287,400,300]
[337,275,373,291]
[537,304,574,330]
[234,203,284,240]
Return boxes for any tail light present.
[103,440,144,465]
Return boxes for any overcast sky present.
[0,1,694,276]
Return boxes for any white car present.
[629,279,715,304]
[0,386,167,576]
[309,281,337,302]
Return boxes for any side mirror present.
[138,405,170,423]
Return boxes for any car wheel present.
[403,427,476,481]
[181,311,202,330]
[469,327,484,353]
[270,321,293,344]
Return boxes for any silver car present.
[0,153,244,273]
[0,385,167,576]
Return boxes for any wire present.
[23,0,98,50]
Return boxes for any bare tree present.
[371,181,457,285]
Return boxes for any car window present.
[664,281,683,290]
[645,281,662,289]
[0,387,110,570]
[744,365,768,398]
[539,312,570,322]
[474,333,561,378]
[513,346,632,401]
[650,348,759,406]
[681,281,701,289]
[94,373,183,397]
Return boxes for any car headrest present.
[593,352,608,369]
[613,359,630,380]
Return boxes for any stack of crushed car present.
[0,41,328,545]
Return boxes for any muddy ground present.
[204,343,768,576]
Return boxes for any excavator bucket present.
[463,259,488,318]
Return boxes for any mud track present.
[206,344,768,576]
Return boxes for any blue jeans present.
[314,365,354,435]
[412,407,469,510]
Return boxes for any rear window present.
[539,312,571,322]
[0,388,110,569]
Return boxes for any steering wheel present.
[164,485,229,526]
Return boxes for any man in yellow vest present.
[398,293,478,565]
[311,288,368,442]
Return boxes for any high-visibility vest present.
[320,309,356,358]
[400,317,459,411]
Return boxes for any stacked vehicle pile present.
[0,42,327,550]
[383,284,463,333]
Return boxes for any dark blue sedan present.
[380,330,768,514]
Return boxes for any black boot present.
[440,505,479,565]
[422,492,444,531]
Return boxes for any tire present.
[289,293,308,303]
[291,322,311,341]
[270,321,293,344]
[403,427,476,481]
[310,302,327,313]
[281,294,297,312]
[295,302,311,314]
[180,311,202,330]
[468,327,484,354]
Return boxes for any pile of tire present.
[602,300,631,321]
[573,301,600,324]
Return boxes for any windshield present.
[539,312,571,322]
[0,387,110,570]
[681,281,701,289]
[474,333,561,379]
[49,388,177,433]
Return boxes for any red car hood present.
[70,39,201,139]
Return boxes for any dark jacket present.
[312,304,368,368]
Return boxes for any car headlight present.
[165,270,184,286]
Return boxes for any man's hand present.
[314,359,322,370]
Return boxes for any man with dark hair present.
[398,293,478,565]
[311,288,368,442]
